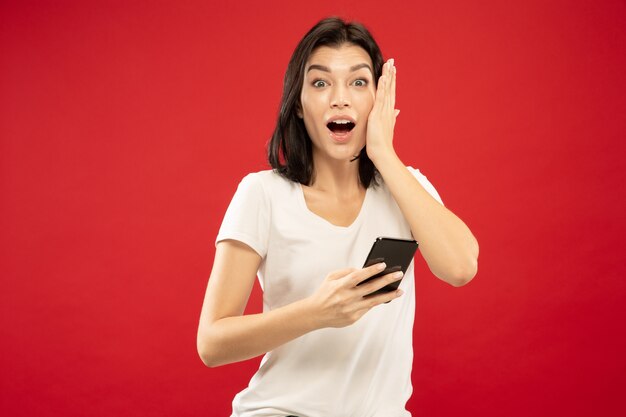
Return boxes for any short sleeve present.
[407,166,444,206]
[215,173,270,258]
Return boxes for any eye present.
[353,79,368,87]
[312,79,327,88]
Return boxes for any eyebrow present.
[306,63,373,74]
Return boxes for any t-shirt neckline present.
[297,183,370,231]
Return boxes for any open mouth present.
[327,120,355,135]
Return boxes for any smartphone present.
[358,237,419,296]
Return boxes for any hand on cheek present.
[366,58,400,163]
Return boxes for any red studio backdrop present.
[1,1,625,416]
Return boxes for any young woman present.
[197,17,479,417]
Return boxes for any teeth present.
[330,120,352,124]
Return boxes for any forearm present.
[373,151,479,286]
[198,298,317,367]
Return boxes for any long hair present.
[267,17,384,187]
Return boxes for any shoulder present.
[243,169,282,183]
[241,169,298,193]
[374,165,430,188]
[233,170,300,208]
[376,165,444,205]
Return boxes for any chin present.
[328,147,362,162]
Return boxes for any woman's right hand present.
[306,262,404,329]
[199,242,406,366]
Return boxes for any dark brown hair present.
[267,17,384,187]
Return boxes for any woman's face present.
[299,44,376,163]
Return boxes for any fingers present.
[361,287,404,310]
[385,59,395,111]
[375,59,397,116]
[319,264,404,327]
[390,59,396,110]
[345,262,387,287]
[343,263,404,298]
[327,268,357,281]
[356,269,404,298]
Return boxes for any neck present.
[310,150,362,195]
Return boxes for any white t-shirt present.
[216,167,443,417]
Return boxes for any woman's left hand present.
[366,58,400,163]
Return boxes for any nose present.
[330,85,350,108]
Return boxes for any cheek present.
[359,97,375,118]
[301,92,324,116]
[302,97,329,129]
[361,88,376,111]
[300,104,323,139]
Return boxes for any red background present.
[1,0,625,416]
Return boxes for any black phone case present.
[358,237,418,296]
